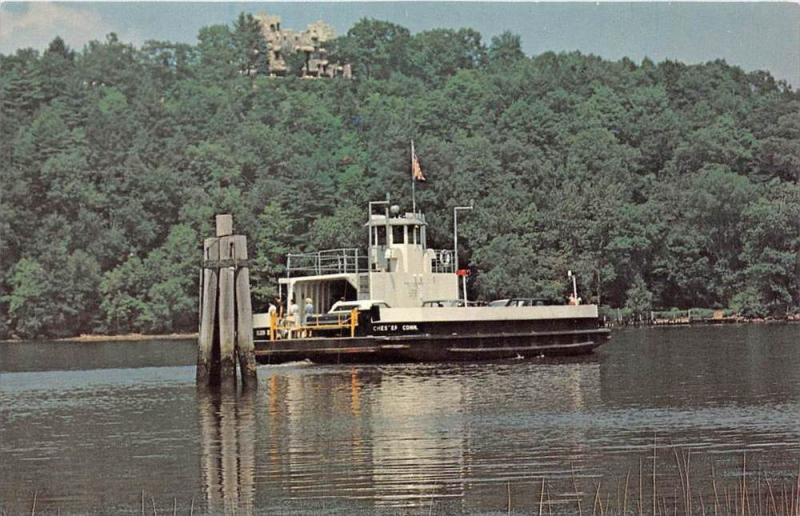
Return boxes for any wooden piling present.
[197,237,219,383]
[233,235,257,387]
[218,234,237,389]
[197,214,257,388]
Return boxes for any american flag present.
[411,144,426,182]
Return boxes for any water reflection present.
[197,387,256,515]
[256,360,602,510]
[2,326,799,513]
[368,366,467,508]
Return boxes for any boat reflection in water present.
[196,359,601,512]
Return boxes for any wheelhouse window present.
[375,226,386,246]
[392,225,404,245]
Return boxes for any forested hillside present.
[1,15,799,338]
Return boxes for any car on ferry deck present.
[422,299,465,307]
[488,297,561,307]
[313,300,390,325]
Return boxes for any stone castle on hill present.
[255,13,352,79]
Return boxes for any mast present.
[411,140,417,214]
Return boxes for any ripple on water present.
[1,325,799,513]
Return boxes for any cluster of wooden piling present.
[197,214,257,388]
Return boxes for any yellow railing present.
[269,308,359,341]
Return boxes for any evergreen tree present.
[1,13,798,337]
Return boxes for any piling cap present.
[216,214,233,236]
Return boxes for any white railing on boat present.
[286,248,368,277]
[286,247,456,277]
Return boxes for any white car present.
[328,300,390,314]
[487,299,510,307]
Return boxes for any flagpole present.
[411,140,416,214]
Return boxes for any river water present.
[1,325,799,514]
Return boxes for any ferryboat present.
[252,201,610,363]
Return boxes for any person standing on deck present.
[288,299,299,327]
[304,298,314,324]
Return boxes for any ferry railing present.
[269,309,358,340]
[286,248,368,277]
[431,249,456,274]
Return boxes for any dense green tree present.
[39,37,76,104]
[474,234,552,299]
[79,33,145,99]
[140,225,199,331]
[309,205,366,250]
[618,85,682,174]
[488,31,524,66]
[59,250,103,334]
[100,256,151,333]
[5,258,51,339]
[729,288,769,318]
[251,202,294,306]
[233,13,269,76]
[408,28,486,83]
[756,108,800,183]
[739,184,800,315]
[332,19,410,79]
[0,49,46,123]
[625,275,654,321]
[196,25,239,80]
[5,251,101,338]
[1,14,798,338]
[141,40,196,81]
[283,50,307,77]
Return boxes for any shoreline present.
[59,332,197,342]
[62,332,198,342]
[1,332,197,344]
[607,317,800,328]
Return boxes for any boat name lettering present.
[373,324,419,332]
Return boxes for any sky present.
[1,2,798,87]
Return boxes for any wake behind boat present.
[252,201,610,363]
